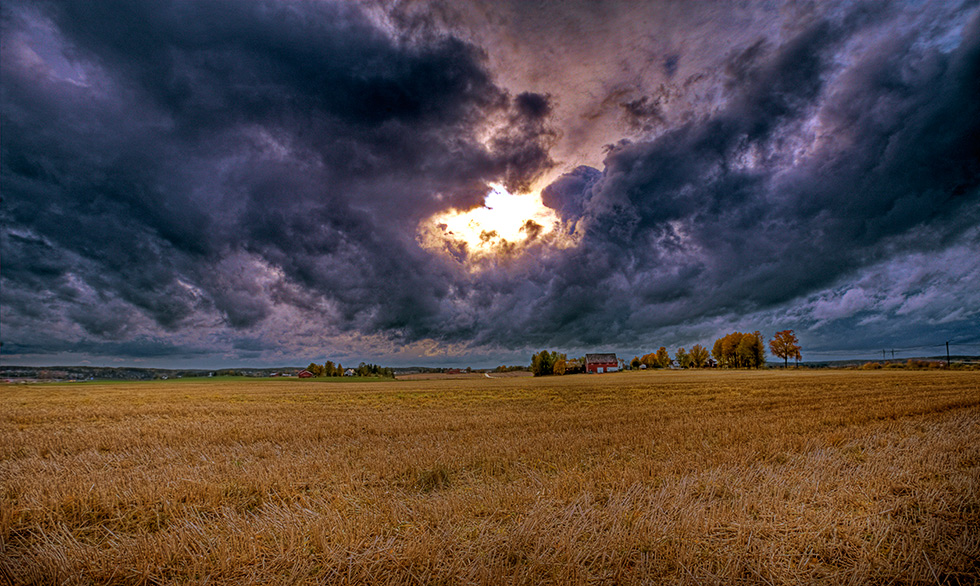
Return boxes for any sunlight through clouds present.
[418,183,577,263]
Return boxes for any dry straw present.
[1,370,978,584]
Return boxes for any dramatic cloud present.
[2,0,978,367]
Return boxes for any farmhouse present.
[585,353,619,374]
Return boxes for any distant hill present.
[792,356,980,368]
[1,364,501,381]
[0,365,302,382]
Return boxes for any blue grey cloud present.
[2,0,978,366]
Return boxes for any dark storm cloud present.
[2,0,978,365]
[1,0,556,359]
[466,5,980,350]
[2,334,208,359]
[541,166,601,222]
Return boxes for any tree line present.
[632,343,712,369]
[531,330,802,375]
[640,330,801,369]
[304,361,395,378]
[530,351,588,376]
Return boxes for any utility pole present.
[891,349,895,359]
[946,341,951,368]
[882,349,886,360]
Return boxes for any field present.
[1,371,978,585]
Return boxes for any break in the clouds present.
[2,0,978,367]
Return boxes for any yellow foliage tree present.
[769,330,802,367]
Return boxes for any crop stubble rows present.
[1,370,978,584]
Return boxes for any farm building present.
[297,370,313,378]
[585,353,619,374]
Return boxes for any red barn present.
[297,370,313,378]
[585,353,619,374]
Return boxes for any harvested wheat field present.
[1,370,978,585]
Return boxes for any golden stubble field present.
[1,370,978,585]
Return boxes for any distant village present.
[297,361,395,379]
[3,329,973,384]
[529,330,790,376]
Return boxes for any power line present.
[801,342,980,361]
[807,342,980,355]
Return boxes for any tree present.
[712,332,766,368]
[769,330,802,367]
[553,356,567,375]
[531,350,565,376]
[712,335,735,367]
[656,346,671,368]
[675,347,690,368]
[640,349,671,369]
[630,356,641,369]
[736,333,765,368]
[689,344,709,368]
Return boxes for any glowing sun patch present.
[419,183,575,263]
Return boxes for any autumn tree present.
[531,351,553,376]
[675,347,690,368]
[656,346,671,368]
[737,333,766,368]
[746,332,766,368]
[770,330,802,367]
[689,344,710,368]
[713,334,738,367]
[712,332,766,368]
[631,356,641,369]
[553,356,567,375]
[306,362,325,377]
[531,350,567,376]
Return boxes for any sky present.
[2,0,979,369]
